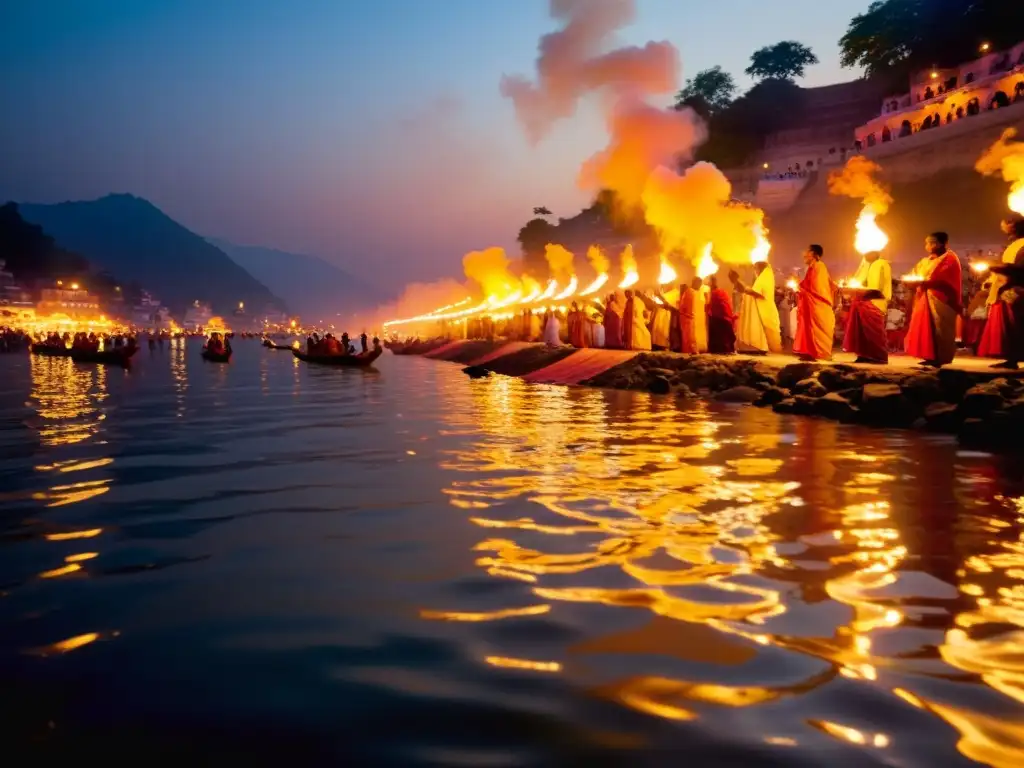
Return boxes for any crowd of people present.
[304,331,380,356]
[434,215,1024,370]
[0,326,30,352]
[35,331,138,353]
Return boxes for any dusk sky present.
[1,0,869,289]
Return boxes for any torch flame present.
[786,278,799,291]
[854,208,889,255]
[1010,182,1024,215]
[971,262,990,274]
[696,243,719,279]
[554,276,578,300]
[750,225,771,264]
[538,279,558,301]
[579,273,609,296]
[618,244,639,288]
[657,257,677,285]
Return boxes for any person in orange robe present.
[568,301,589,348]
[602,292,624,349]
[842,250,892,364]
[977,217,1024,369]
[706,275,737,354]
[793,244,836,361]
[676,277,705,354]
[904,232,963,368]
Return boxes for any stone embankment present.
[584,353,1024,451]
[393,340,1024,451]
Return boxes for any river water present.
[2,339,1024,766]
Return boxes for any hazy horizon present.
[1,0,868,286]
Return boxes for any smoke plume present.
[827,155,893,215]
[462,247,520,298]
[586,244,610,274]
[543,243,576,280]
[501,0,679,144]
[642,163,766,265]
[975,127,1024,215]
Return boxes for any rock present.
[818,367,860,391]
[958,417,1016,451]
[757,387,787,407]
[715,385,763,404]
[860,383,917,425]
[462,365,491,378]
[648,367,677,380]
[675,384,694,399]
[773,395,817,415]
[924,402,960,432]
[901,373,943,405]
[989,377,1021,398]
[814,392,858,422]
[772,397,797,414]
[777,362,821,390]
[676,369,705,388]
[1005,397,1024,418]
[835,387,864,405]
[959,384,1006,419]
[793,378,828,398]
[648,375,672,395]
[938,368,975,401]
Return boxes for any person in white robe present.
[730,262,781,354]
[543,310,561,347]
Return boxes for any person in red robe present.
[602,292,624,349]
[793,244,836,361]
[706,275,737,354]
[842,250,892,364]
[904,232,963,368]
[977,217,1024,369]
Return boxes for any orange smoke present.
[462,247,519,299]
[827,156,893,216]
[543,243,575,281]
[642,163,766,266]
[586,244,610,274]
[975,128,1024,215]
[500,0,678,144]
[579,97,706,210]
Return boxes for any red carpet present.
[522,349,639,385]
[469,341,535,366]
[422,340,469,359]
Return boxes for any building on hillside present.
[131,290,173,329]
[182,299,213,330]
[855,40,1024,149]
[0,259,33,308]
[36,280,101,318]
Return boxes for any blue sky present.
[0,0,870,285]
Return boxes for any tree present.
[745,41,819,81]
[532,206,552,216]
[674,66,737,115]
[839,0,1022,86]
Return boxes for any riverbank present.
[401,339,1024,451]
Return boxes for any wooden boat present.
[263,339,293,350]
[70,346,138,365]
[202,347,232,363]
[31,343,73,357]
[292,347,383,367]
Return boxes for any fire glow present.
[854,209,889,254]
[696,244,719,279]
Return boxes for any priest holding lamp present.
[841,250,893,364]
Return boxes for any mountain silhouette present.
[18,194,286,317]
[209,239,386,321]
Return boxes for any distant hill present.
[209,239,385,320]
[18,194,286,317]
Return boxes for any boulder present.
[648,375,672,395]
[715,385,763,404]
[777,362,821,390]
[937,368,976,401]
[835,387,864,405]
[675,384,695,399]
[901,373,944,405]
[959,383,1006,419]
[793,379,828,398]
[462,365,491,378]
[814,392,859,422]
[757,387,788,407]
[772,395,817,416]
[860,383,917,425]
[958,417,1017,451]
[818,367,860,391]
[924,402,961,433]
[676,369,706,388]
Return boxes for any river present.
[2,338,1023,766]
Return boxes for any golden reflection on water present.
[423,376,1024,764]
[29,356,107,447]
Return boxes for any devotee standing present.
[706,275,737,354]
[842,250,892,364]
[543,309,561,347]
[648,290,673,351]
[568,302,589,348]
[904,232,962,368]
[977,217,1024,369]
[677,277,707,354]
[623,290,652,351]
[601,292,624,350]
[793,244,836,362]
[731,262,781,355]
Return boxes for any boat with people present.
[70,346,138,366]
[262,338,294,350]
[31,343,73,357]
[202,331,232,362]
[202,347,232,362]
[292,347,383,366]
